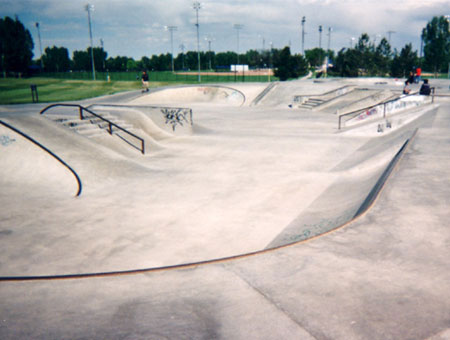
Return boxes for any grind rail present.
[338,88,435,130]
[40,103,145,154]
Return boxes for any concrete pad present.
[0,78,449,339]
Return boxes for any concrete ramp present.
[129,85,245,106]
[89,104,193,137]
[0,120,80,197]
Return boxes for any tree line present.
[1,15,449,80]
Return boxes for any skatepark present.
[1,78,449,339]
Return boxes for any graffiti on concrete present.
[161,108,190,131]
[0,135,16,146]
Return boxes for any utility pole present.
[301,16,306,55]
[85,4,96,80]
[35,22,44,69]
[193,2,201,82]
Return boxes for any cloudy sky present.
[2,0,449,60]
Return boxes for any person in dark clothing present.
[407,71,415,85]
[141,71,149,92]
[419,79,431,95]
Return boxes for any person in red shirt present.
[415,67,422,83]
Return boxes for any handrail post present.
[79,107,84,120]
[383,103,386,118]
[108,123,112,135]
[141,140,145,154]
[338,115,341,130]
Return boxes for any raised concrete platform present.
[0,78,449,339]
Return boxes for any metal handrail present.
[40,103,145,154]
[0,119,82,197]
[338,88,435,130]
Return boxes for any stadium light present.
[193,2,201,82]
[85,4,96,80]
[35,23,44,69]
[166,26,178,72]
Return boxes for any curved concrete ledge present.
[129,85,246,106]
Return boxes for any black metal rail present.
[0,119,82,197]
[40,103,145,154]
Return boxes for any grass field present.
[0,78,169,105]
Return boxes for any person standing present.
[141,70,149,93]
[415,67,422,83]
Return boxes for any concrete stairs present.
[49,113,135,138]
[298,97,326,109]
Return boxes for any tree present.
[42,46,71,72]
[274,46,307,81]
[93,47,107,72]
[391,43,418,78]
[72,50,90,71]
[0,16,34,76]
[332,48,360,77]
[422,16,450,75]
[373,38,392,76]
[305,48,326,67]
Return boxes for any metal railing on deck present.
[40,103,145,154]
[338,88,435,130]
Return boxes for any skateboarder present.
[141,71,149,93]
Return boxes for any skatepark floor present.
[0,78,449,339]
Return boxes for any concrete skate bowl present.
[0,120,81,198]
[129,85,246,106]
[0,105,439,281]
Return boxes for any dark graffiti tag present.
[0,135,16,146]
[161,108,190,131]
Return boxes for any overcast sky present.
[2,0,450,60]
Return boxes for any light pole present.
[35,22,44,69]
[301,16,306,55]
[233,24,243,81]
[233,24,243,65]
[166,26,177,72]
[179,43,185,70]
[205,37,213,70]
[387,30,395,45]
[350,37,355,48]
[319,25,323,49]
[260,35,265,51]
[327,27,332,51]
[100,38,106,70]
[85,4,96,80]
[193,2,201,82]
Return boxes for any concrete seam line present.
[223,266,320,340]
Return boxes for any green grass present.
[0,72,275,104]
[0,78,169,105]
